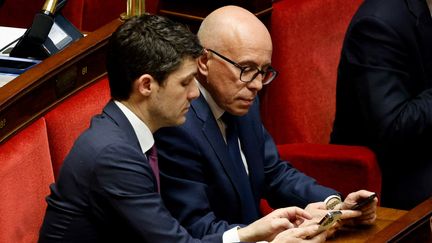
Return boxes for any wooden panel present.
[158,0,273,32]
[0,19,122,143]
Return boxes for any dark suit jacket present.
[331,0,432,209]
[39,101,221,243]
[155,95,337,238]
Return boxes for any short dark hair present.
[106,14,203,100]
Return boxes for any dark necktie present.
[221,112,258,223]
[147,145,160,193]
[221,112,248,176]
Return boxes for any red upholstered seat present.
[260,0,381,208]
[0,118,54,243]
[45,78,110,178]
[0,0,159,32]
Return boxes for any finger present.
[272,217,296,230]
[299,219,319,227]
[306,230,326,243]
[339,209,362,219]
[358,203,375,212]
[356,214,375,222]
[291,224,321,238]
[308,209,329,219]
[295,207,313,220]
[345,190,375,206]
[354,190,375,199]
[306,202,327,210]
[278,207,312,221]
[356,214,377,224]
[358,204,377,220]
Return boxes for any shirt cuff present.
[324,194,342,210]
[222,226,241,243]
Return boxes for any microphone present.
[27,0,58,44]
[10,0,58,59]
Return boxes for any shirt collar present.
[114,100,154,154]
[197,80,225,120]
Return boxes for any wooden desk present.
[0,19,122,144]
[329,198,432,242]
[329,207,406,242]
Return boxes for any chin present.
[174,117,187,126]
[230,108,249,116]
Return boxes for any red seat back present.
[0,118,54,243]
[45,78,110,178]
[261,0,363,144]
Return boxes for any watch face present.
[325,197,342,210]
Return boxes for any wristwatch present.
[325,195,342,210]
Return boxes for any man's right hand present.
[270,225,327,243]
[237,207,312,242]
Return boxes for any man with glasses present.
[39,13,329,243]
[155,5,377,241]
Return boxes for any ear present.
[197,50,210,76]
[136,74,155,97]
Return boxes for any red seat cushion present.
[0,118,54,243]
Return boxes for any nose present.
[246,75,263,91]
[188,81,200,100]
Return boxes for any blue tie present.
[221,112,259,223]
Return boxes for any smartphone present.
[306,210,342,239]
[317,210,342,232]
[351,193,377,210]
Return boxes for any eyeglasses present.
[207,49,278,85]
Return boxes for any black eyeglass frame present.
[206,49,278,85]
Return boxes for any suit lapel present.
[408,0,432,86]
[192,96,260,221]
[103,101,158,192]
[103,101,140,147]
[193,96,230,165]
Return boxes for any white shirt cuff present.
[222,226,241,243]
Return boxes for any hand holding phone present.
[305,210,342,239]
[351,193,377,210]
[317,210,342,232]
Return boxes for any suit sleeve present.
[342,16,432,143]
[91,142,221,243]
[257,113,338,208]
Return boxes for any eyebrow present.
[181,71,198,81]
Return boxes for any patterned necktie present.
[147,145,160,193]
